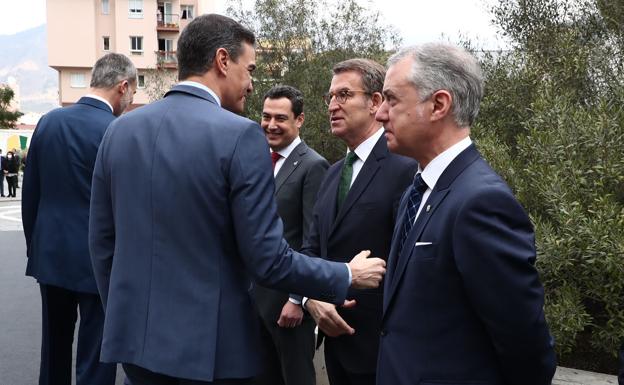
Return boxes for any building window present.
[70,73,86,88]
[130,36,143,53]
[137,75,145,88]
[103,36,110,51]
[181,5,194,19]
[129,0,143,18]
[102,0,110,14]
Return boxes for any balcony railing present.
[156,13,179,31]
[156,51,177,68]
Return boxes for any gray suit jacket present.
[88,85,349,382]
[253,140,329,322]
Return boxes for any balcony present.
[156,51,177,69]
[157,13,179,32]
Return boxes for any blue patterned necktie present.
[398,173,427,256]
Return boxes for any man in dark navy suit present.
[301,59,416,385]
[88,14,386,385]
[22,53,136,385]
[375,43,557,385]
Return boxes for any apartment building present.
[47,0,217,108]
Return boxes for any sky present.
[0,0,506,49]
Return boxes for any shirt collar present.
[350,127,384,163]
[273,136,302,159]
[420,136,472,190]
[177,81,221,106]
[84,94,113,113]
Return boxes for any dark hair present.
[333,58,385,94]
[263,85,304,117]
[177,14,256,80]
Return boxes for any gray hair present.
[388,43,484,127]
[333,58,386,94]
[90,53,137,89]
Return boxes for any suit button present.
[380,329,387,337]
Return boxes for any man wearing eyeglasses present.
[300,59,417,385]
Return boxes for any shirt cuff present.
[288,297,302,305]
[302,297,309,309]
[345,262,352,284]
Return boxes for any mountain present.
[0,25,59,114]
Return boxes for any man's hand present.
[306,299,356,337]
[348,250,386,289]
[277,300,304,328]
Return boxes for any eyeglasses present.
[322,89,370,106]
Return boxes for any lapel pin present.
[293,161,299,166]
[426,205,431,212]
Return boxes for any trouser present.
[39,284,116,385]
[324,343,376,385]
[6,175,17,197]
[123,364,253,385]
[253,314,316,385]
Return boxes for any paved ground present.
[0,199,125,384]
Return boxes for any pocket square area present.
[415,242,433,246]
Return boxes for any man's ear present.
[369,92,384,114]
[295,112,305,129]
[214,48,229,76]
[430,90,452,122]
[118,80,129,95]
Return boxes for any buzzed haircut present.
[263,85,304,117]
[332,58,386,94]
[177,14,256,80]
[90,53,136,89]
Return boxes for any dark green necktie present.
[337,151,359,210]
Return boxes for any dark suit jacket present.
[22,97,115,294]
[88,85,350,382]
[377,144,556,385]
[253,140,329,322]
[301,135,417,374]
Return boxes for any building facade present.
[47,0,217,108]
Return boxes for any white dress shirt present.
[272,136,302,177]
[177,81,221,106]
[347,127,385,187]
[84,94,113,113]
[415,136,472,222]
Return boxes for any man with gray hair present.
[375,43,557,385]
[22,52,136,385]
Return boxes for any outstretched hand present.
[306,299,356,337]
[348,250,386,289]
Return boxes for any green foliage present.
[473,0,624,372]
[227,0,401,162]
[0,85,23,129]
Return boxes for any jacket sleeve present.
[453,186,557,385]
[228,123,349,305]
[21,123,42,256]
[88,127,116,308]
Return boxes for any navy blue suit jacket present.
[22,97,115,293]
[301,135,416,373]
[377,144,556,385]
[88,85,350,382]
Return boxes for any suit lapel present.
[330,136,386,234]
[383,190,449,313]
[383,144,482,315]
[275,142,306,193]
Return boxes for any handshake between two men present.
[277,250,385,337]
